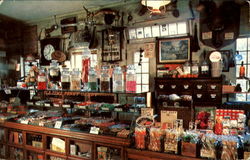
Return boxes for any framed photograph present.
[152,25,160,37]
[128,29,137,39]
[160,24,168,36]
[144,26,152,38]
[158,37,190,63]
[136,28,144,39]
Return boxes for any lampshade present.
[141,0,171,14]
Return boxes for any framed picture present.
[102,28,122,62]
[158,37,190,63]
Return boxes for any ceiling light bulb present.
[0,0,3,5]
[141,0,171,14]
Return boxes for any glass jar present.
[100,66,110,92]
[113,66,124,92]
[126,65,136,93]
[183,61,191,75]
[191,61,199,77]
[48,60,60,89]
[200,60,209,76]
[37,67,47,90]
[70,68,81,90]
[61,68,70,90]
[88,67,98,91]
[81,43,91,90]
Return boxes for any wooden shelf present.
[1,122,130,147]
[127,148,202,160]
[68,154,91,160]
[25,145,44,153]
[8,143,23,148]
[45,150,67,159]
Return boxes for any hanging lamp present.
[141,0,171,14]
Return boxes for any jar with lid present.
[126,65,136,93]
[48,60,60,89]
[191,61,199,77]
[200,60,210,77]
[113,66,124,92]
[88,67,98,91]
[61,68,70,90]
[100,66,110,92]
[37,67,47,90]
[70,68,81,90]
[183,61,191,76]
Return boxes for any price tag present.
[114,108,123,112]
[90,127,100,134]
[129,109,138,112]
[78,105,87,109]
[27,102,33,106]
[44,103,51,107]
[54,121,62,129]
[102,107,110,111]
[21,120,29,124]
[4,89,11,95]
[39,122,44,127]
[62,104,70,108]
[53,104,60,107]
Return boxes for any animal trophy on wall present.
[197,0,241,49]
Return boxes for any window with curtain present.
[134,52,149,93]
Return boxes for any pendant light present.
[141,0,171,14]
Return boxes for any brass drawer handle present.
[159,85,164,89]
[197,94,202,98]
[197,85,203,89]
[211,85,217,90]
[211,94,216,99]
[171,85,177,89]
[184,85,189,89]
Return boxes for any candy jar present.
[37,67,47,90]
[183,61,191,76]
[61,68,70,90]
[48,60,60,89]
[88,67,98,91]
[113,66,124,92]
[81,43,91,90]
[70,68,81,90]
[191,61,199,77]
[126,65,136,93]
[100,66,110,92]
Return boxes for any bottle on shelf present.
[100,66,110,92]
[200,59,210,77]
[88,67,98,91]
[70,68,81,90]
[37,67,47,90]
[191,61,199,78]
[239,61,245,78]
[48,60,60,89]
[61,68,70,90]
[183,61,191,77]
[113,66,124,92]
[126,65,136,93]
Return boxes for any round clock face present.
[43,44,55,60]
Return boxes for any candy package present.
[200,134,217,159]
[134,127,146,149]
[221,136,238,160]
[164,129,179,154]
[148,128,164,152]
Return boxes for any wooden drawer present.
[206,93,221,103]
[193,92,207,102]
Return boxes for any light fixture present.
[0,0,3,6]
[141,0,171,15]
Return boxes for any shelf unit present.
[0,122,130,160]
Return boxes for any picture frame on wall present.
[158,37,190,63]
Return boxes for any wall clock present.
[40,38,61,65]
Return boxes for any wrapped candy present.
[221,136,238,160]
[134,127,146,149]
[164,129,179,154]
[148,128,164,152]
[200,134,217,159]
